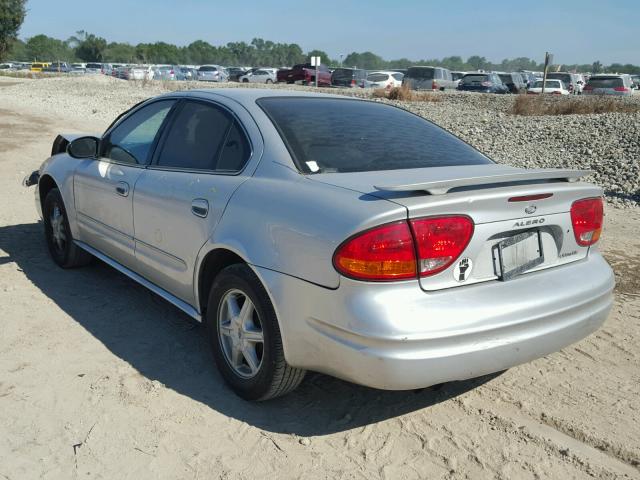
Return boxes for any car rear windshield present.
[199,66,218,72]
[587,77,624,88]
[547,73,572,83]
[498,74,513,83]
[406,67,435,79]
[258,97,492,174]
[461,74,489,84]
[533,80,562,88]
[367,73,389,82]
[86,63,102,69]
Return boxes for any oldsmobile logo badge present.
[525,205,537,215]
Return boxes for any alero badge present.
[453,258,473,282]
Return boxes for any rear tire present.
[206,264,305,400]
[242,78,249,83]
[266,79,272,84]
[43,188,92,268]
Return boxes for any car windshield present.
[406,67,435,79]
[587,77,624,88]
[461,74,489,84]
[367,73,389,82]
[258,97,492,174]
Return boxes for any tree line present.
[4,31,640,75]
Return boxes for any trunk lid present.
[310,165,602,291]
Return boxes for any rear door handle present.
[191,198,209,218]
[115,181,129,197]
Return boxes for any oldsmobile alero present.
[25,89,615,400]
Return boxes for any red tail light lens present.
[333,222,417,281]
[432,81,438,90]
[410,216,474,276]
[570,197,603,246]
[614,86,629,92]
[583,85,593,91]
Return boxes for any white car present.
[364,71,404,89]
[129,65,155,81]
[197,65,228,82]
[239,68,278,84]
[527,79,570,95]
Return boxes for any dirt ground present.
[0,78,639,479]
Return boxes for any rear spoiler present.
[374,169,592,195]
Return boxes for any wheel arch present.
[38,174,59,212]
[197,247,248,315]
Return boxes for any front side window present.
[258,97,492,174]
[102,100,174,165]
[156,101,248,172]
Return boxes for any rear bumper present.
[256,252,614,390]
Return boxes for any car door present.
[73,99,176,267]
[132,99,254,304]
[250,70,267,83]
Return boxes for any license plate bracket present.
[493,230,544,281]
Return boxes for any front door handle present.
[191,198,209,218]
[115,181,129,197]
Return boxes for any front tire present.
[206,264,305,400]
[43,188,92,268]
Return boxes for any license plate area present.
[493,230,544,281]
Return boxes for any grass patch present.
[510,94,640,116]
[372,83,441,102]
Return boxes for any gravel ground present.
[1,74,638,207]
[0,75,639,479]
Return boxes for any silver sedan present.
[27,89,614,400]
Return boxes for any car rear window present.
[199,66,218,72]
[367,73,389,82]
[258,97,492,174]
[86,63,101,69]
[461,74,489,84]
[406,67,435,79]
[587,77,624,88]
[498,74,513,83]
[547,73,572,83]
[332,68,355,80]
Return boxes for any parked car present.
[128,65,154,81]
[30,62,50,72]
[178,66,198,81]
[26,90,613,401]
[43,62,72,73]
[276,63,332,86]
[197,65,228,82]
[0,62,14,70]
[451,71,466,87]
[84,62,102,74]
[457,73,509,93]
[69,63,86,75]
[631,75,640,90]
[546,72,581,95]
[526,79,570,95]
[519,71,537,89]
[403,66,457,91]
[238,68,278,84]
[330,68,367,88]
[363,71,404,89]
[113,65,131,80]
[226,67,249,82]
[583,74,634,96]
[153,65,187,81]
[497,72,527,93]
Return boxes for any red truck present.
[276,63,332,86]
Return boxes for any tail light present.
[583,85,593,91]
[410,216,474,276]
[432,81,438,90]
[170,69,174,75]
[614,86,629,92]
[570,198,603,247]
[333,216,474,281]
[350,79,356,87]
[552,91,561,95]
[333,222,416,281]
[481,81,491,87]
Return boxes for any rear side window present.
[258,97,492,174]
[157,101,232,171]
[217,120,251,172]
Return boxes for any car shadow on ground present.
[0,222,499,436]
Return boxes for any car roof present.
[180,88,349,106]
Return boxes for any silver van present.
[403,66,457,91]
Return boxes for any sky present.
[18,0,640,65]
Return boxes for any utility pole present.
[542,52,553,94]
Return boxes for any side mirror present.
[68,136,99,159]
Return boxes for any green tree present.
[103,42,136,63]
[592,61,602,74]
[7,37,26,60]
[0,0,27,61]
[306,49,329,65]
[25,34,75,62]
[467,55,489,70]
[75,33,108,62]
